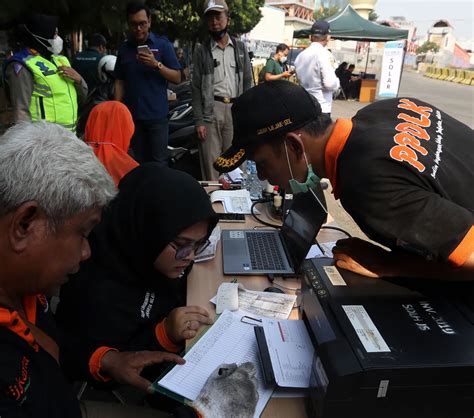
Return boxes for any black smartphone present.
[218,213,246,223]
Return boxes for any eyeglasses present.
[129,21,148,30]
[169,239,211,260]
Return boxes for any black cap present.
[311,20,330,35]
[25,14,58,39]
[213,81,321,173]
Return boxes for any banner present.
[378,40,406,98]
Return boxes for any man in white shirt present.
[295,20,339,116]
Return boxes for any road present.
[333,69,474,128]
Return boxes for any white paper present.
[305,241,337,259]
[194,226,221,263]
[322,265,346,286]
[157,310,273,417]
[216,282,239,314]
[210,286,297,320]
[211,189,253,214]
[305,244,324,259]
[227,167,243,182]
[342,305,391,353]
[262,319,315,388]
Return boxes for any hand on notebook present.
[193,362,258,418]
[165,306,213,343]
[333,237,393,278]
[100,350,185,393]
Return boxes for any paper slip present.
[156,310,274,418]
[262,319,315,388]
[210,189,253,214]
[227,167,243,182]
[194,226,221,263]
[216,282,239,314]
[305,241,337,259]
[210,286,297,320]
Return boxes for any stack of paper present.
[210,189,253,214]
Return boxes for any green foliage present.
[2,0,264,47]
[151,0,264,41]
[416,41,440,55]
[368,10,378,21]
[313,6,340,21]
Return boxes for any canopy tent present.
[293,4,408,42]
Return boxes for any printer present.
[300,257,474,418]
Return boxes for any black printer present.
[300,258,474,418]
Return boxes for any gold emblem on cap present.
[256,118,292,136]
[215,148,245,168]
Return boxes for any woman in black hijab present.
[56,164,218,383]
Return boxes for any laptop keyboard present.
[246,232,285,270]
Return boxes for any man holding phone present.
[260,43,292,83]
[115,1,181,164]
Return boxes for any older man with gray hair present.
[0,122,188,418]
[0,122,259,418]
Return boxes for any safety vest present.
[23,54,78,131]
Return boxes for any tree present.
[313,6,340,21]
[368,10,378,21]
[416,41,440,55]
[151,0,265,42]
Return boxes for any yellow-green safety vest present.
[23,54,78,131]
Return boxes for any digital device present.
[137,45,152,54]
[218,213,246,223]
[221,185,327,275]
[300,259,474,417]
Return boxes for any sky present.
[374,0,474,41]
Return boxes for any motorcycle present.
[167,81,202,180]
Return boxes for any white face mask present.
[280,56,287,64]
[25,25,63,55]
[46,36,63,55]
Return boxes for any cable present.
[320,225,352,238]
[251,199,282,229]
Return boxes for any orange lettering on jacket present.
[6,356,30,402]
[398,98,433,118]
[394,132,428,156]
[395,122,430,141]
[398,112,431,127]
[390,145,426,173]
[389,99,434,172]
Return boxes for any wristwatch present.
[156,61,163,71]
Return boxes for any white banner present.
[378,40,406,98]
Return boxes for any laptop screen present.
[280,185,328,272]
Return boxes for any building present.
[265,0,315,44]
[426,20,471,68]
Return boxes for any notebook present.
[222,187,327,275]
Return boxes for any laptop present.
[222,186,327,275]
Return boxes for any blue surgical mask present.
[284,140,321,194]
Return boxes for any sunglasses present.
[169,239,211,260]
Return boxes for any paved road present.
[332,69,474,128]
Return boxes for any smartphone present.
[218,213,246,223]
[137,45,152,54]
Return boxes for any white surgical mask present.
[280,56,287,64]
[45,36,63,55]
[25,25,63,55]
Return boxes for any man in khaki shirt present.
[191,0,253,180]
